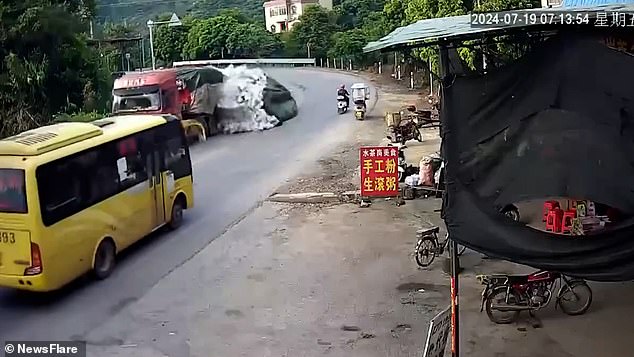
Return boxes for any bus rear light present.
[24,242,42,275]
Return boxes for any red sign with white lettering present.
[359,146,399,197]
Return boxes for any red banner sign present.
[360,146,399,197]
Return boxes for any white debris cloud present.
[215,65,280,134]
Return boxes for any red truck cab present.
[112,70,182,118]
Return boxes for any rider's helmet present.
[339,84,345,90]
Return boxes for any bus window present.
[37,155,88,226]
[0,169,27,213]
[162,125,191,179]
[116,133,149,189]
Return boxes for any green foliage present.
[183,15,239,59]
[154,22,189,65]
[227,23,283,58]
[329,29,368,63]
[95,0,265,27]
[53,111,106,123]
[382,0,408,31]
[0,0,111,137]
[474,0,540,12]
[100,22,143,71]
[288,5,340,59]
[335,0,386,30]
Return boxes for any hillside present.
[95,0,266,25]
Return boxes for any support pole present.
[378,61,382,74]
[147,21,156,70]
[438,41,459,357]
[429,59,433,96]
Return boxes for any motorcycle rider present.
[337,84,350,108]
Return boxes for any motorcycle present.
[479,270,593,324]
[389,119,422,145]
[353,100,366,120]
[337,95,348,114]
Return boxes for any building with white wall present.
[263,0,333,33]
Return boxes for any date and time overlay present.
[470,10,634,28]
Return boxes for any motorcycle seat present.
[416,226,440,236]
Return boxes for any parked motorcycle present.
[479,270,593,324]
[389,119,422,145]
[337,95,348,114]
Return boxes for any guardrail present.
[172,58,316,67]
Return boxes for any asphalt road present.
[0,68,369,342]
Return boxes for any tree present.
[154,23,189,64]
[183,15,240,59]
[382,0,408,31]
[226,23,282,58]
[100,22,142,71]
[475,0,540,12]
[328,28,369,65]
[288,5,339,59]
[0,0,109,137]
[335,0,386,30]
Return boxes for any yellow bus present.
[0,114,194,292]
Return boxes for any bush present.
[53,111,106,123]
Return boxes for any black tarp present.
[441,31,634,281]
[175,67,224,115]
[263,76,298,122]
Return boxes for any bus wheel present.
[168,196,185,230]
[93,239,116,280]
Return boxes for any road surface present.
[0,68,371,342]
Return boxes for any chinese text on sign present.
[359,146,399,197]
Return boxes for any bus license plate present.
[0,231,16,244]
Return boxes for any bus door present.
[149,150,166,228]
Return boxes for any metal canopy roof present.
[363,4,634,53]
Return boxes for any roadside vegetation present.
[0,0,537,138]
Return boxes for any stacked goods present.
[570,200,610,235]
[175,67,224,116]
[215,65,297,134]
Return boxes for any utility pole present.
[307,43,311,58]
[147,13,182,70]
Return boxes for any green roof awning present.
[364,4,634,52]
